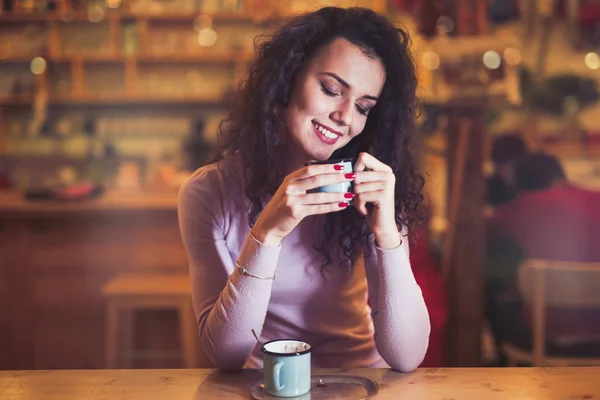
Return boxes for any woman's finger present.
[354,190,386,215]
[295,191,354,205]
[287,162,348,181]
[302,201,350,216]
[290,173,354,194]
[353,181,388,194]
[353,171,393,184]
[354,152,392,173]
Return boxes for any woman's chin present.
[308,149,335,162]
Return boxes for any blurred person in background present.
[486,133,528,207]
[486,152,600,365]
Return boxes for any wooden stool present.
[101,273,198,369]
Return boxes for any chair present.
[502,258,600,366]
[102,273,199,369]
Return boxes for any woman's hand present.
[353,152,401,249]
[252,163,355,246]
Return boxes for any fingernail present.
[338,202,349,208]
[344,193,355,199]
[344,173,356,179]
[333,164,344,171]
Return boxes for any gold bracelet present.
[235,261,276,280]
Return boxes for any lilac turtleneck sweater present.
[177,154,430,372]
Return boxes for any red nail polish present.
[344,173,356,179]
[334,164,344,171]
[344,193,355,199]
[338,202,349,208]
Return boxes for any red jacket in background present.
[409,226,448,367]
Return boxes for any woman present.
[178,6,430,372]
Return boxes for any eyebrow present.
[321,72,378,101]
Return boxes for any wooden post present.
[444,108,486,366]
[441,0,489,368]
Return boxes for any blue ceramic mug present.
[305,158,355,204]
[262,339,312,397]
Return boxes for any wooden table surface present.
[0,190,178,215]
[1,367,599,399]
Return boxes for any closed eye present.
[356,105,368,116]
[321,82,371,116]
[320,83,339,98]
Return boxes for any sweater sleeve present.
[177,170,281,370]
[364,233,431,372]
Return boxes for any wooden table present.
[1,368,599,399]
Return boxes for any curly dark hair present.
[212,7,425,267]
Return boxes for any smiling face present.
[282,37,386,170]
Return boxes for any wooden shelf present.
[0,53,253,64]
[120,12,270,23]
[0,11,119,22]
[0,96,35,106]
[0,94,226,106]
[136,53,252,64]
[0,56,38,63]
[0,11,273,24]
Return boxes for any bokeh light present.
[30,57,47,75]
[483,50,501,69]
[422,51,441,71]
[503,47,522,66]
[106,0,122,8]
[584,52,600,70]
[194,15,213,31]
[436,16,455,35]
[197,28,218,47]
[87,4,105,23]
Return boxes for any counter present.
[0,190,178,215]
[1,367,599,399]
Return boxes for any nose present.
[330,98,353,127]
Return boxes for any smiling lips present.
[312,121,342,145]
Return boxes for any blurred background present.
[1,0,599,370]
